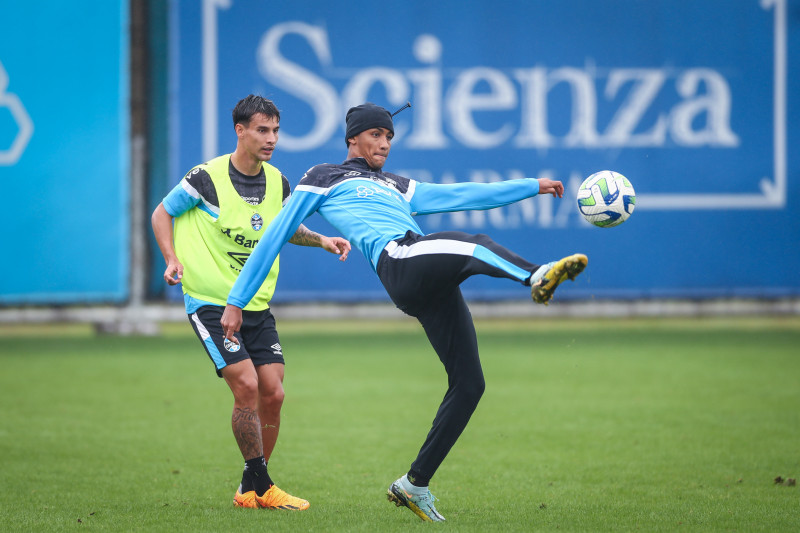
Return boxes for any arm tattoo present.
[289,224,322,247]
[231,407,263,460]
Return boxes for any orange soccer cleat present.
[233,489,259,509]
[234,485,309,510]
[255,485,310,510]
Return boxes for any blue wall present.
[0,1,130,304]
[166,0,799,302]
[3,1,794,306]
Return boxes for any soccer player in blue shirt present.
[221,102,587,522]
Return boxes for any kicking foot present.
[530,253,588,305]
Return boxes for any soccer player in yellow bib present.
[151,95,350,510]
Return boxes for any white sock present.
[530,262,554,284]
[399,474,428,494]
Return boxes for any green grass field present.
[1,316,799,532]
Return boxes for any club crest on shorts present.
[223,337,241,352]
[250,213,263,231]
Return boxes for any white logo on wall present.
[256,27,742,152]
[0,61,33,165]
[202,0,787,212]
[252,8,785,211]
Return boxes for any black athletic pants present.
[376,230,540,481]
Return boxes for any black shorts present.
[188,305,285,377]
[377,230,538,316]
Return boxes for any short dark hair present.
[232,95,280,128]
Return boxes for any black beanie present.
[345,103,394,145]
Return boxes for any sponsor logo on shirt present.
[373,175,398,189]
[357,184,394,199]
[356,185,375,198]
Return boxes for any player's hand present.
[321,236,351,262]
[221,304,243,344]
[537,178,564,198]
[163,260,184,285]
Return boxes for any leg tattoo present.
[232,406,263,460]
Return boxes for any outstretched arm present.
[409,178,542,215]
[222,225,351,338]
[224,190,326,341]
[289,224,351,261]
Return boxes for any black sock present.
[407,470,430,488]
[241,456,273,496]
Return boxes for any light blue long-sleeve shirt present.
[228,157,540,308]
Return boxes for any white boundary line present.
[1,301,798,333]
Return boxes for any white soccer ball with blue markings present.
[577,171,636,228]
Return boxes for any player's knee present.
[230,376,260,406]
[472,233,492,245]
[259,385,285,412]
[471,377,486,402]
[457,376,485,407]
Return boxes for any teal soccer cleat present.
[387,476,445,522]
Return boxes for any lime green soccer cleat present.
[530,253,588,305]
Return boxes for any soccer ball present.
[576,171,636,228]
